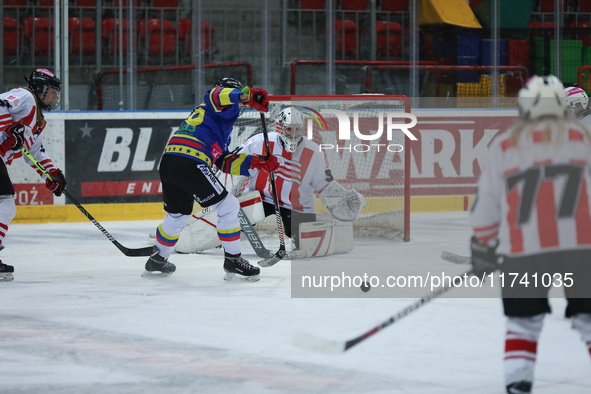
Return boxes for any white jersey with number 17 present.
[471,120,591,257]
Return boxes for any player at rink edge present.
[145,77,279,282]
[174,107,366,258]
[0,69,66,282]
[564,86,591,129]
[469,75,591,394]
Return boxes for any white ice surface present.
[0,212,590,394]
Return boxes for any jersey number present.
[506,163,583,226]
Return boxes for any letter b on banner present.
[98,128,133,172]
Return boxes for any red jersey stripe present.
[575,179,591,245]
[569,129,584,141]
[507,187,524,253]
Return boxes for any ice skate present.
[0,261,14,282]
[223,253,260,282]
[506,381,532,394]
[141,252,176,278]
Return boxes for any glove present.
[249,154,279,173]
[241,86,269,112]
[8,124,25,151]
[45,168,67,197]
[470,236,500,276]
[0,124,26,155]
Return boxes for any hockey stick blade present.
[441,251,471,265]
[22,148,156,257]
[258,249,288,267]
[292,331,346,354]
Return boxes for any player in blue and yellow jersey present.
[144,78,279,281]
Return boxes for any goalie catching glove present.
[241,87,269,112]
[319,181,366,222]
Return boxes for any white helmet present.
[564,86,589,116]
[517,75,567,120]
[275,107,304,152]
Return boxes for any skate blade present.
[141,270,173,278]
[223,272,260,282]
[0,273,14,282]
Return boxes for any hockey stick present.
[292,268,474,354]
[256,112,288,267]
[238,207,273,259]
[21,148,156,257]
[441,251,470,265]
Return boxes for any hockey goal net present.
[218,95,411,241]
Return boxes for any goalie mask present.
[564,86,589,116]
[276,107,304,153]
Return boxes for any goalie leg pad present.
[298,221,354,258]
[175,206,220,253]
[174,191,266,254]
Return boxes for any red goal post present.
[230,95,411,241]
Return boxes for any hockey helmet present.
[564,86,589,116]
[25,68,61,111]
[214,77,244,90]
[276,107,304,153]
[517,75,567,120]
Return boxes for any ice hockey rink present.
[1,211,590,394]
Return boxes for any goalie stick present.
[440,251,470,265]
[293,267,474,354]
[256,112,288,267]
[22,148,156,257]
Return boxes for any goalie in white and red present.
[173,107,365,258]
[470,75,591,394]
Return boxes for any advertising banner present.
[64,118,180,204]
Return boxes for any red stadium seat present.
[342,0,367,10]
[3,17,22,57]
[138,19,176,58]
[540,0,567,12]
[381,0,408,12]
[375,21,402,57]
[178,19,215,57]
[571,21,591,47]
[24,17,54,56]
[335,19,363,56]
[529,21,555,39]
[5,0,27,12]
[582,2,591,12]
[301,0,324,9]
[69,17,96,57]
[114,0,141,6]
[75,0,96,16]
[153,0,178,11]
[102,18,136,55]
